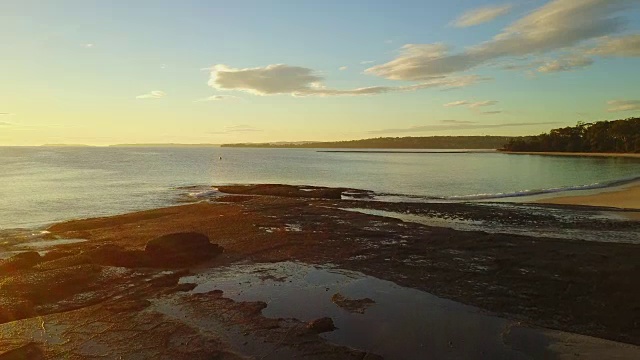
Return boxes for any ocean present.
[0,146,638,229]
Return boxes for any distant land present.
[502,117,639,153]
[42,144,94,147]
[221,136,515,149]
[109,143,221,148]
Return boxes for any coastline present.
[501,151,640,158]
[533,184,640,212]
[1,184,639,358]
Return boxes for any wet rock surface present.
[0,184,638,358]
[331,294,375,314]
[307,317,337,333]
[145,232,223,267]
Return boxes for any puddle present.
[180,262,550,359]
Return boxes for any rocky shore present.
[1,184,639,359]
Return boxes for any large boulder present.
[144,232,223,268]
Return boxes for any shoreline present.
[500,151,640,158]
[1,184,639,357]
[533,184,640,212]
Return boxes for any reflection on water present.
[180,262,551,359]
[1,147,638,228]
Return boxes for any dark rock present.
[85,244,149,268]
[0,294,35,324]
[0,342,44,360]
[0,264,101,304]
[306,317,336,333]
[34,254,91,271]
[331,293,376,314]
[145,232,223,267]
[0,252,41,273]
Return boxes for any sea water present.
[0,146,638,229]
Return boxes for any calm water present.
[0,146,638,229]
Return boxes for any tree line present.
[222,136,514,149]
[501,117,640,153]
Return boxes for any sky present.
[1,0,640,145]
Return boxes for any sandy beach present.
[501,151,640,158]
[534,184,640,212]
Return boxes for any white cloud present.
[195,95,241,102]
[360,60,375,65]
[136,90,166,99]
[444,100,502,115]
[208,64,486,97]
[588,34,640,57]
[607,100,640,112]
[367,0,634,80]
[444,100,469,107]
[537,55,594,73]
[468,100,498,108]
[452,4,512,28]
[84,43,94,48]
[339,66,348,71]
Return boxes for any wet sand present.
[1,184,639,358]
[534,184,640,212]
[501,151,640,158]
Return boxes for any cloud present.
[607,99,640,112]
[209,64,322,96]
[136,90,166,99]
[452,4,512,28]
[208,64,486,97]
[588,34,640,57]
[208,125,262,135]
[360,60,375,65]
[444,100,502,115]
[367,0,633,80]
[444,100,498,109]
[444,100,469,107]
[0,122,12,126]
[368,121,559,135]
[537,55,594,73]
[339,66,348,71]
[468,100,498,108]
[195,95,241,102]
[83,43,94,48]
[0,113,14,115]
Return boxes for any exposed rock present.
[307,317,336,333]
[0,342,44,360]
[331,293,376,314]
[0,252,41,273]
[0,295,34,324]
[145,232,223,267]
[218,184,345,199]
[33,254,91,271]
[0,264,101,304]
[84,244,149,268]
